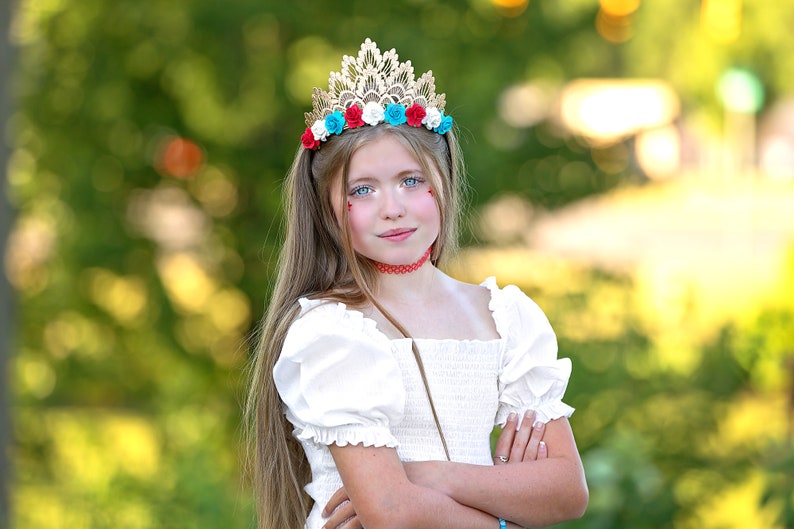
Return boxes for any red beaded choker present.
[373,247,433,275]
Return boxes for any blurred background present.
[2,0,794,528]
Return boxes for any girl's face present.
[333,134,440,267]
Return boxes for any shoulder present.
[290,297,381,336]
[479,277,554,341]
[442,275,546,320]
[479,276,543,313]
[275,297,402,406]
[442,274,494,309]
[282,297,391,359]
[423,272,499,340]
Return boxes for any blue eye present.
[351,186,371,196]
[403,176,422,187]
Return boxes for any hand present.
[492,410,547,465]
[322,487,360,529]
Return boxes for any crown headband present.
[300,38,453,151]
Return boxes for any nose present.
[380,189,406,219]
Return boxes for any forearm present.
[381,483,509,529]
[422,457,587,528]
[404,417,587,528]
[329,443,507,529]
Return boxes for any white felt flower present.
[311,119,329,141]
[362,101,385,126]
[422,107,442,130]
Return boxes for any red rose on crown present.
[301,127,320,150]
[406,103,427,127]
[344,105,365,128]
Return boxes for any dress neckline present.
[299,277,507,344]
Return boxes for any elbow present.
[557,459,589,522]
[528,473,589,528]
[567,479,589,520]
[557,470,588,522]
[358,510,418,529]
[527,490,588,529]
[354,489,425,529]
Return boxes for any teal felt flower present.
[384,104,407,126]
[325,111,345,135]
[434,112,453,135]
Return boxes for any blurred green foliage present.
[5,0,794,528]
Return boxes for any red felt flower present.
[406,103,427,127]
[301,127,320,150]
[344,105,365,128]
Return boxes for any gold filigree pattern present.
[304,38,447,127]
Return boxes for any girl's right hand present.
[493,410,547,465]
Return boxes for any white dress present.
[273,277,575,529]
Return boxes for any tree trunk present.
[0,0,17,527]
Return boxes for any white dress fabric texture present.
[273,277,575,529]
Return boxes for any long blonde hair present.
[245,123,466,529]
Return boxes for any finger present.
[323,486,349,517]
[522,419,545,461]
[323,500,357,529]
[509,410,535,463]
[538,440,548,459]
[493,411,518,465]
[334,512,363,529]
[344,517,364,529]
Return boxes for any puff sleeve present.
[273,298,405,448]
[485,278,575,426]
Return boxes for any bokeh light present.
[490,0,530,17]
[560,79,680,145]
[635,125,681,179]
[595,8,633,43]
[498,82,556,128]
[701,0,742,43]
[155,136,204,179]
[599,0,640,17]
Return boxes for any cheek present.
[415,192,441,224]
[346,202,370,235]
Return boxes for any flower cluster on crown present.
[300,38,453,151]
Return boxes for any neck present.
[373,246,433,275]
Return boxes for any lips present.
[377,228,416,241]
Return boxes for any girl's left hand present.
[493,410,547,465]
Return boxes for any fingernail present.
[534,421,544,430]
[540,441,547,450]
[507,412,517,421]
[524,409,534,419]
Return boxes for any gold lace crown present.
[300,38,453,150]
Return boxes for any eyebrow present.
[347,167,424,184]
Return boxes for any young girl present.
[246,38,588,529]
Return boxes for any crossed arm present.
[323,411,588,529]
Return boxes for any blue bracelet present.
[498,518,507,529]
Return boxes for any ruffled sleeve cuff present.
[274,298,405,447]
[496,398,575,425]
[294,422,399,449]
